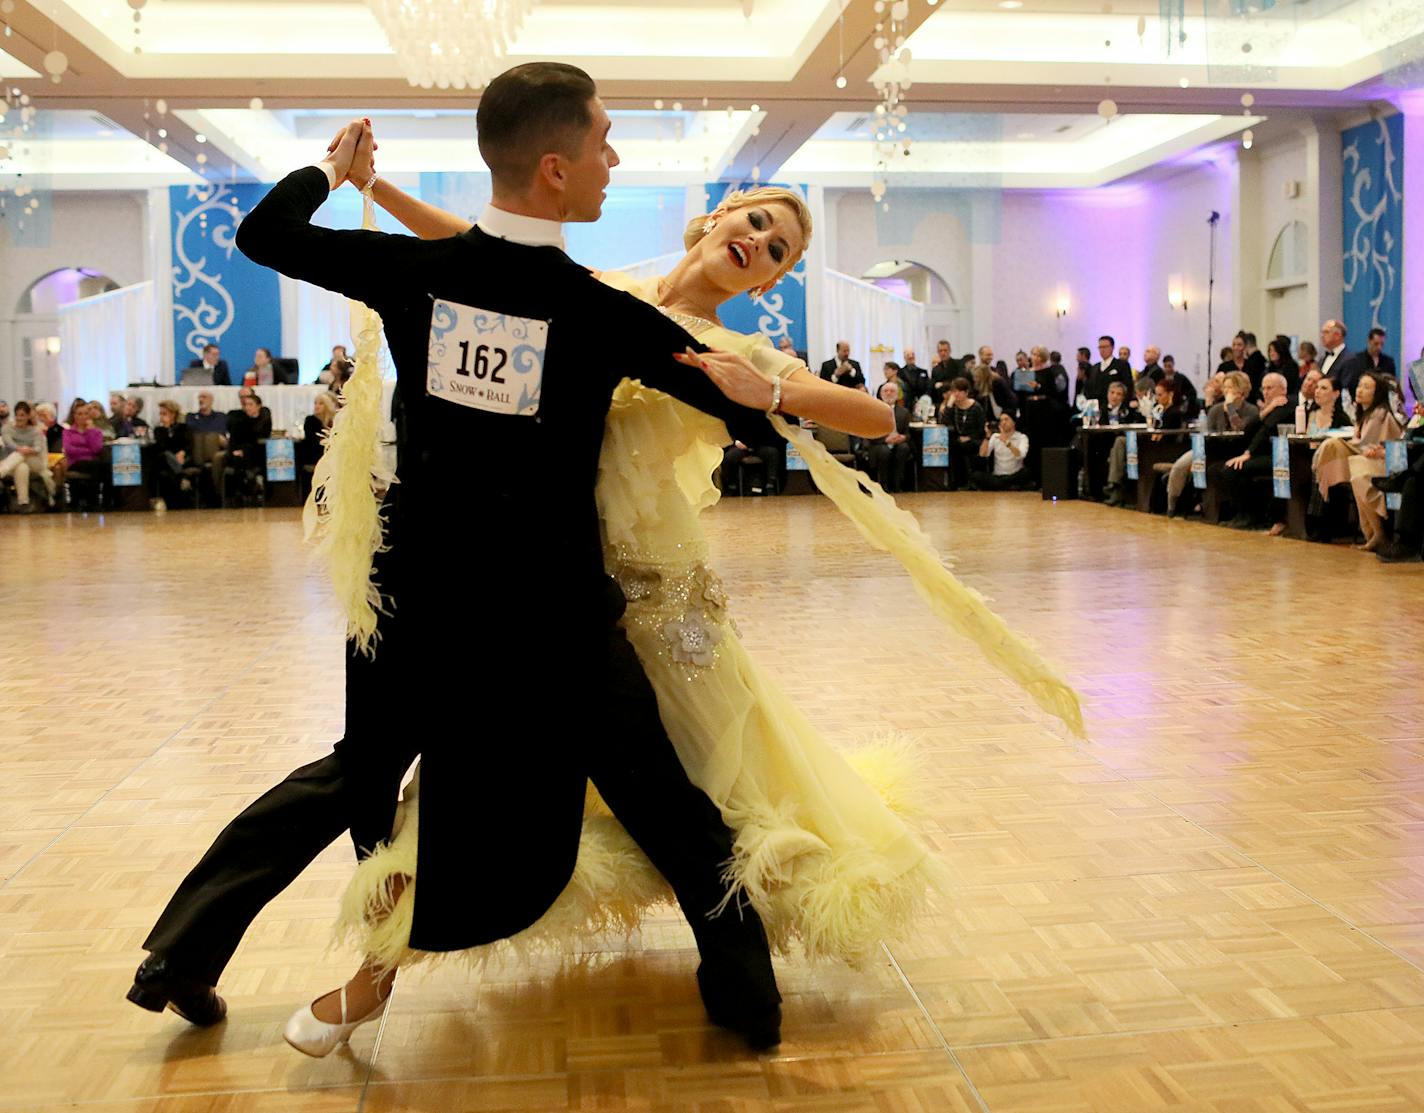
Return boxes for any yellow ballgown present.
[333,274,1083,972]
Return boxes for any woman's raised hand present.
[324,118,379,187]
[673,348,775,411]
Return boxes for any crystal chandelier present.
[870,0,915,208]
[368,0,536,90]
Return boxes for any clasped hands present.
[324,117,379,190]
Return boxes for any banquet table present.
[124,383,398,439]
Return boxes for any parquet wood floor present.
[1,496,1420,1112]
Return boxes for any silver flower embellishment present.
[700,571,729,615]
[616,566,661,603]
[662,613,721,667]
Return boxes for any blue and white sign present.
[265,438,296,483]
[111,442,142,487]
[1191,433,1207,489]
[921,424,949,468]
[1385,439,1408,512]
[427,298,548,417]
[1272,434,1291,498]
[1124,430,1139,479]
[786,438,809,471]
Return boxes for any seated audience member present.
[214,391,273,501]
[152,400,193,506]
[1209,371,1293,531]
[1375,404,1424,562]
[186,391,228,436]
[0,400,8,426]
[1298,340,1319,378]
[970,411,1032,491]
[971,362,1017,422]
[247,347,278,386]
[722,433,787,495]
[183,343,231,386]
[776,335,809,366]
[298,391,339,473]
[1100,380,1133,425]
[321,345,349,373]
[1128,375,1156,418]
[1313,371,1404,551]
[1307,374,1349,434]
[1165,373,1254,517]
[1200,375,1224,413]
[1159,355,1198,415]
[1,402,55,511]
[878,362,907,405]
[125,396,150,438]
[858,382,913,492]
[63,401,104,478]
[35,402,62,454]
[940,377,986,490]
[1153,378,1187,430]
[1103,379,1181,507]
[1267,335,1300,394]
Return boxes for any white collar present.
[475,205,566,251]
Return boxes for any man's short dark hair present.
[937,338,950,348]
[477,62,598,190]
[1369,327,1386,340]
[203,343,219,353]
[1164,354,1175,364]
[1099,335,1115,348]
[949,377,971,393]
[1077,347,1091,358]
[1050,350,1061,364]
[245,392,263,407]
[14,400,31,415]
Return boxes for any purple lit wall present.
[990,158,1238,386]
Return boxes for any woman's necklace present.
[655,278,722,329]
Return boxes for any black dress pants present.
[1209,456,1279,524]
[142,612,778,1020]
[866,441,912,492]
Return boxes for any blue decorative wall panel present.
[171,183,281,376]
[1342,114,1404,357]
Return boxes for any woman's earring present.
[749,285,768,299]
[703,217,718,235]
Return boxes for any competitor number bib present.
[427,296,549,417]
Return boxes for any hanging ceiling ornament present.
[869,0,915,204]
[367,0,535,90]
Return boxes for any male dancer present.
[130,63,819,1050]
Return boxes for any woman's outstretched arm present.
[780,368,895,438]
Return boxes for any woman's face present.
[159,408,174,427]
[699,201,803,300]
[1268,342,1280,363]
[1154,384,1173,409]
[1355,376,1375,408]
[1315,381,1337,412]
[14,408,31,427]
[74,406,92,428]
[255,349,270,365]
[1224,384,1242,406]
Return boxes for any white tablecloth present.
[124,384,398,440]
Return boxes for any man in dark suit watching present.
[929,339,962,408]
[775,335,808,366]
[1344,327,1396,396]
[1238,331,1267,401]
[1318,319,1354,390]
[182,343,231,386]
[1209,371,1294,531]
[820,341,864,389]
[898,347,930,410]
[1086,335,1132,404]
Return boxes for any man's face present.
[204,347,219,366]
[332,346,347,361]
[559,97,619,223]
[1145,347,1160,365]
[125,398,139,418]
[242,397,260,417]
[109,393,124,413]
[1108,383,1126,407]
[778,336,795,354]
[1098,339,1113,360]
[1262,377,1286,404]
[999,413,1014,436]
[878,382,900,405]
[0,402,8,421]
[1163,357,1175,375]
[937,342,950,362]
[198,392,214,414]
[903,349,916,367]
[978,346,993,366]
[1119,347,1131,362]
[1321,323,1343,350]
[1231,337,1245,361]
[1301,371,1320,400]
[1368,334,1384,357]
[836,342,850,361]
[1015,352,1029,369]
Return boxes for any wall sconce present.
[45,336,62,355]
[1054,293,1070,319]
[1167,275,1188,312]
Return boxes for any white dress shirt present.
[1320,345,1346,378]
[987,431,1028,475]
[474,205,566,251]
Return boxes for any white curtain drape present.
[280,275,395,384]
[819,270,928,382]
[56,281,159,403]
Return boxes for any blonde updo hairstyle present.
[683,187,813,295]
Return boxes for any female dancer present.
[284,137,1083,1056]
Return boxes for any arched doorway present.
[860,259,961,353]
[8,268,120,403]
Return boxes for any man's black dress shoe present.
[127,954,227,1026]
[708,1004,782,1051]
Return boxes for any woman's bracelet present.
[361,172,380,198]
[768,375,783,416]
